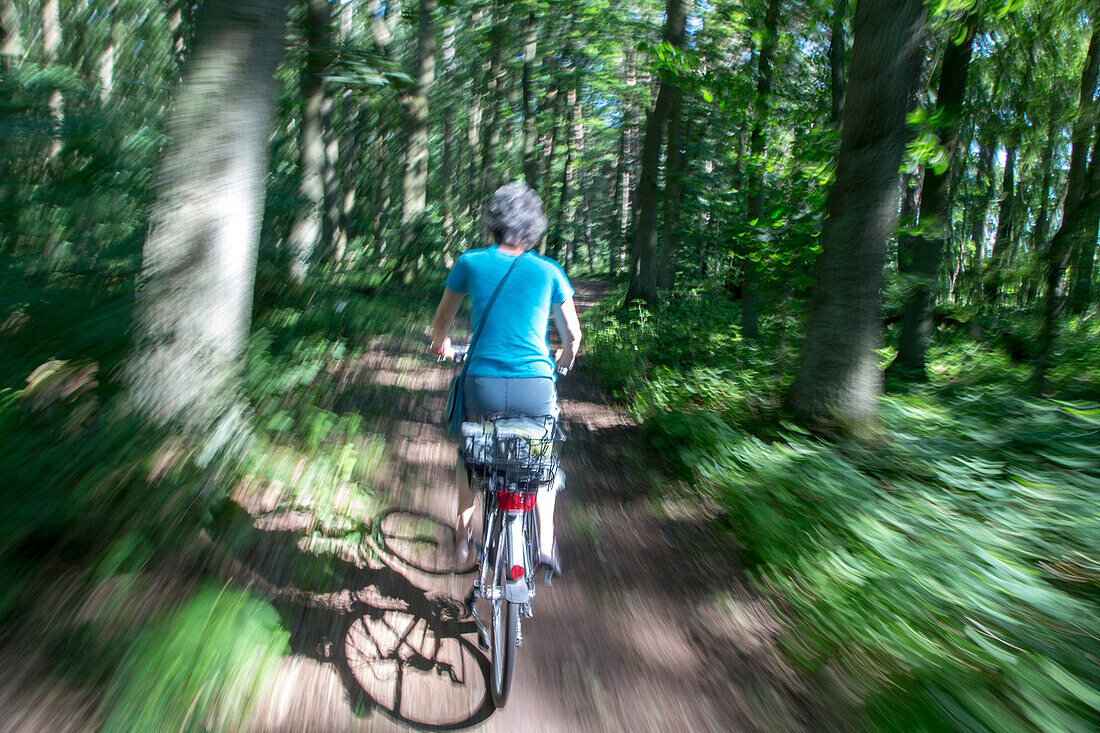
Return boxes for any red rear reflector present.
[497,491,537,512]
[510,564,525,581]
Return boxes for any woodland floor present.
[0,282,828,732]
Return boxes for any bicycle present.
[442,344,566,708]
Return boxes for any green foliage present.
[648,391,1100,731]
[583,284,785,420]
[588,268,1100,730]
[100,583,288,733]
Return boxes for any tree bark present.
[440,18,457,254]
[0,0,21,251]
[658,88,683,289]
[893,19,975,377]
[607,127,626,275]
[624,0,687,306]
[1068,25,1100,315]
[983,144,1017,302]
[1034,23,1100,389]
[479,2,504,212]
[787,0,925,424]
[287,0,332,283]
[0,0,19,73]
[521,11,539,189]
[397,0,438,278]
[97,0,118,104]
[42,0,63,174]
[1036,126,1100,390]
[125,0,287,438]
[829,0,848,125]
[1068,225,1098,312]
[741,0,781,338]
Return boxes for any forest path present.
[237,280,817,732]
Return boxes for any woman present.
[430,182,582,576]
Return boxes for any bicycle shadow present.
[223,505,495,730]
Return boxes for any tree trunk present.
[550,90,575,262]
[624,0,687,306]
[42,0,63,174]
[1034,23,1100,388]
[479,2,504,212]
[0,0,21,251]
[607,128,626,275]
[334,0,361,264]
[582,168,595,271]
[287,0,332,283]
[397,0,437,279]
[440,19,457,254]
[125,0,287,438]
[1068,226,1098,312]
[829,0,848,125]
[893,20,975,377]
[658,88,683,289]
[1036,127,1100,390]
[614,45,638,275]
[1025,121,1057,305]
[741,0,781,338]
[787,0,925,425]
[896,170,921,272]
[97,0,118,104]
[522,11,539,189]
[983,144,1017,302]
[0,0,19,73]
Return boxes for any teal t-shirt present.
[444,246,574,379]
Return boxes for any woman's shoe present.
[536,543,562,584]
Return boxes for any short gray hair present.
[485,182,547,251]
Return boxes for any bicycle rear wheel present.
[488,513,518,708]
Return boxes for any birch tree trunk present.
[125,0,287,439]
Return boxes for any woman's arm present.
[551,297,582,372]
[431,287,464,358]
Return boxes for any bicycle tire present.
[488,513,518,708]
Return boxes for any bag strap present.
[460,250,527,378]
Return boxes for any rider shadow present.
[227,506,496,730]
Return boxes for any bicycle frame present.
[470,476,540,643]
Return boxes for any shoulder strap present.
[461,251,527,376]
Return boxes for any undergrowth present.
[586,287,1100,732]
[0,256,432,729]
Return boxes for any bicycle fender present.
[504,515,530,604]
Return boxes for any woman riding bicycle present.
[430,182,582,577]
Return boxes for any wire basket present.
[461,416,564,491]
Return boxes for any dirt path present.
[234,281,817,732]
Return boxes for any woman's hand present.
[551,298,582,374]
[431,288,463,360]
[432,336,455,361]
[553,347,573,374]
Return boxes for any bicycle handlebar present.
[439,342,568,376]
